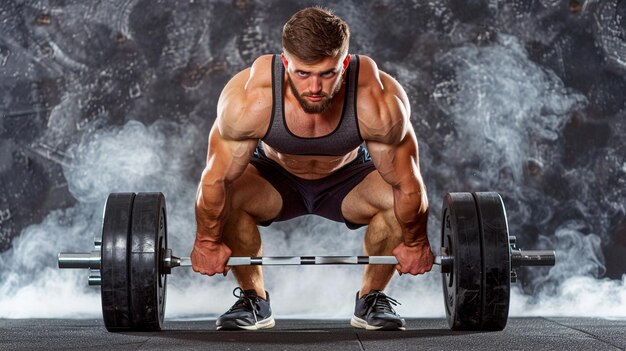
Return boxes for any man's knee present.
[223,209,262,253]
[230,165,282,223]
[342,171,394,226]
[365,210,402,247]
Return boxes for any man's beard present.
[287,75,343,114]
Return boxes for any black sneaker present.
[216,287,275,330]
[350,290,406,330]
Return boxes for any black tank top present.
[261,54,363,156]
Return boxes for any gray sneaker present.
[216,287,275,330]
[350,290,406,330]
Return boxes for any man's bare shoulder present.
[354,55,380,87]
[246,54,274,90]
[356,55,411,144]
[217,55,275,140]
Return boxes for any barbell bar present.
[58,251,555,272]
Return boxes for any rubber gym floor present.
[1,317,625,350]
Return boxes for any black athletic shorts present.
[250,144,377,229]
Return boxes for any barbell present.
[57,191,555,332]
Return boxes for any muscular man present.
[191,7,433,331]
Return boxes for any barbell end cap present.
[511,249,557,267]
[58,252,99,269]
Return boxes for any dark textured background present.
[0,0,624,318]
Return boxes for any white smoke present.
[0,120,200,318]
[432,34,587,188]
[511,227,626,317]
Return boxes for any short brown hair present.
[282,7,350,63]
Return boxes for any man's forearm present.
[393,185,429,246]
[195,177,231,242]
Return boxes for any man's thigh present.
[230,164,283,223]
[341,170,394,226]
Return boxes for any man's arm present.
[192,123,257,276]
[195,125,258,240]
[360,59,432,275]
[192,67,265,276]
[366,127,432,275]
[366,128,429,245]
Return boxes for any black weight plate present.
[473,192,510,331]
[101,192,135,332]
[129,192,167,331]
[441,192,482,330]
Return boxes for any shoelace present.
[229,287,261,322]
[364,292,401,314]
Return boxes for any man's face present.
[282,53,350,114]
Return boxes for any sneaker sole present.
[350,316,406,331]
[217,316,276,331]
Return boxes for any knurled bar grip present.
[175,256,395,266]
[228,256,400,266]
